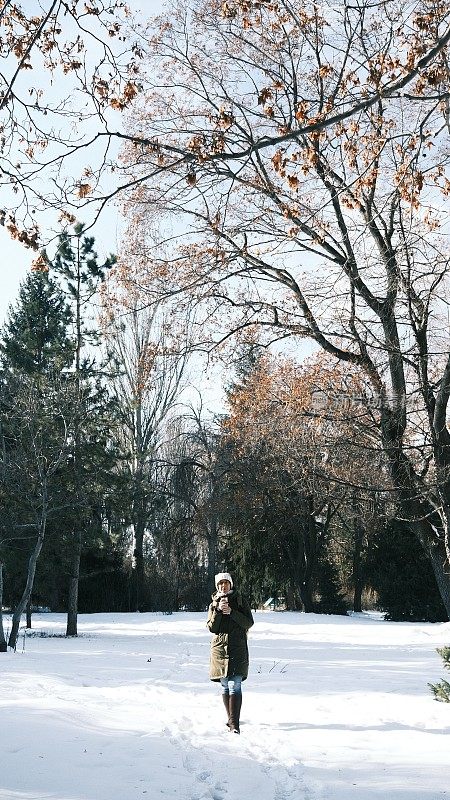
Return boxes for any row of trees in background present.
[0,225,197,650]
[1,230,448,652]
[1,1,450,652]
[112,0,450,627]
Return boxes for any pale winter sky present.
[1,610,449,800]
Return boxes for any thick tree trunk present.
[66,270,84,638]
[299,579,315,612]
[132,519,146,612]
[404,519,450,619]
[300,507,318,612]
[423,537,450,617]
[66,529,82,636]
[9,522,46,650]
[26,598,32,629]
[173,569,180,611]
[284,548,306,610]
[442,503,450,567]
[207,512,218,593]
[285,586,301,611]
[384,432,450,619]
[0,563,7,652]
[352,502,365,613]
[282,504,316,611]
[131,453,148,612]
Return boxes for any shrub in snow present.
[429,647,450,703]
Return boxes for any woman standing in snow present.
[207,572,254,734]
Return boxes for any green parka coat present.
[207,590,254,681]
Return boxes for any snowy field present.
[1,610,449,800]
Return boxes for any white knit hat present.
[215,572,233,588]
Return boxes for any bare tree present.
[0,561,7,651]
[115,0,450,614]
[0,1,138,239]
[0,373,76,650]
[103,288,188,610]
[1,1,449,238]
[179,402,224,593]
[152,404,229,607]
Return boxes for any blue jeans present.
[220,675,242,695]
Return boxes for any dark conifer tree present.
[0,268,76,648]
[365,520,447,622]
[46,224,116,634]
[49,222,115,374]
[1,269,74,376]
[0,248,120,643]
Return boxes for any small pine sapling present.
[429,647,450,702]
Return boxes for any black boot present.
[229,693,242,734]
[222,692,231,728]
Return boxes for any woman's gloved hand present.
[218,596,231,615]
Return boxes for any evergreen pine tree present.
[0,271,76,648]
[45,223,116,634]
[48,222,115,376]
[429,647,450,702]
[0,254,123,643]
[365,520,447,622]
[1,269,74,375]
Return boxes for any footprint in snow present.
[182,753,196,773]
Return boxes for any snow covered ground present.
[1,610,449,800]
